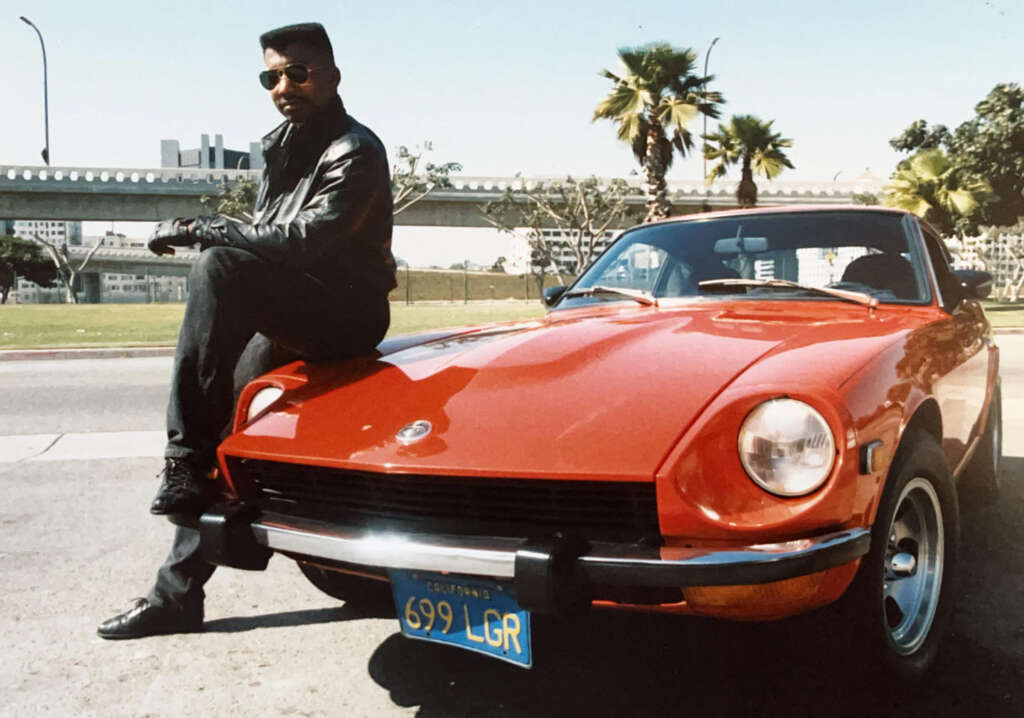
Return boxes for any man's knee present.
[190,246,262,287]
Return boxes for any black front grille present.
[227,458,660,542]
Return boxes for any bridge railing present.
[446,175,885,199]
[1,165,262,187]
[66,245,199,264]
[1,165,885,199]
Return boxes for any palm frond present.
[671,127,694,157]
[908,149,951,182]
[883,189,933,218]
[946,188,981,216]
[593,83,647,121]
[752,146,796,179]
[706,161,728,185]
[658,97,699,131]
[615,113,642,143]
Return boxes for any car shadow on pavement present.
[204,600,395,633]
[364,457,1024,718]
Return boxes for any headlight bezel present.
[737,397,837,498]
[245,384,284,423]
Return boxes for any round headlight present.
[738,398,836,497]
[246,385,284,421]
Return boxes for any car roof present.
[646,204,912,227]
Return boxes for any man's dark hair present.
[259,23,335,65]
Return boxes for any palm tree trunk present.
[643,120,671,222]
[737,159,757,208]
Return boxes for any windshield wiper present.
[697,278,878,308]
[563,284,659,306]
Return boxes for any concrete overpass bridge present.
[61,245,197,303]
[4,164,886,302]
[0,164,884,226]
[67,245,197,277]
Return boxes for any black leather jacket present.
[192,96,396,299]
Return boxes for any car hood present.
[222,302,926,480]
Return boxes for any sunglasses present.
[258,64,327,90]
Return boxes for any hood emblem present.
[396,420,432,445]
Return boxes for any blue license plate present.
[389,569,532,668]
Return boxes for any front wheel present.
[840,430,959,678]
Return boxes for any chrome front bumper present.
[197,505,871,596]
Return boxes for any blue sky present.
[5,0,1020,178]
[3,1,1021,262]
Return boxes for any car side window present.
[592,242,669,294]
[921,227,962,311]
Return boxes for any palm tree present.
[703,115,794,208]
[883,148,991,236]
[594,43,723,222]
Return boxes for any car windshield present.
[559,211,931,308]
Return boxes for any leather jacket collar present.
[260,95,351,157]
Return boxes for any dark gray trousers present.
[148,246,389,610]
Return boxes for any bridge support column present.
[80,272,102,304]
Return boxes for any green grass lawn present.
[1,299,1020,350]
[981,301,1024,328]
[0,302,548,349]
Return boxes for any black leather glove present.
[147,219,195,256]
[187,215,226,249]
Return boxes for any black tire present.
[840,430,959,679]
[961,382,1002,505]
[297,561,393,607]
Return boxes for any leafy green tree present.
[852,192,880,206]
[889,120,950,153]
[594,43,723,222]
[883,148,991,236]
[889,83,1024,228]
[0,234,59,303]
[703,115,794,207]
[200,177,258,221]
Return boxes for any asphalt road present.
[1,339,1023,717]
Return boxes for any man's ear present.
[330,66,341,88]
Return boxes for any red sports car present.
[196,206,1001,676]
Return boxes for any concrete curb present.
[3,327,1023,361]
[0,347,175,361]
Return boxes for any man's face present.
[263,43,339,125]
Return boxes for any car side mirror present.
[953,269,993,300]
[543,286,567,307]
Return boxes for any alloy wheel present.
[882,477,944,655]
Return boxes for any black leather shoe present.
[96,598,203,640]
[149,458,216,515]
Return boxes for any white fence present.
[948,230,1024,301]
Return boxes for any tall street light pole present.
[702,36,719,183]
[20,16,50,165]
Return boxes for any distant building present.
[89,232,189,304]
[161,134,263,170]
[5,219,82,245]
[505,229,619,276]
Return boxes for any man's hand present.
[147,219,195,256]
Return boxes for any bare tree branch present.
[27,232,104,303]
[392,143,462,216]
[479,176,642,299]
